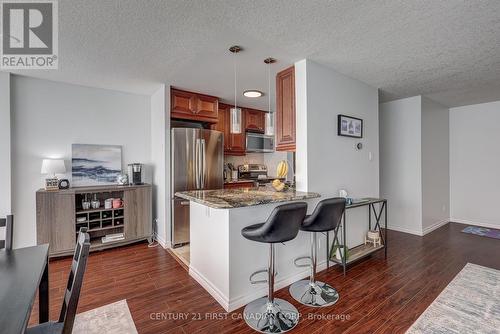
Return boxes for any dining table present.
[0,244,49,334]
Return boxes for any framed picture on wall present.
[72,144,122,187]
[338,114,363,138]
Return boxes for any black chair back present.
[0,215,14,250]
[59,227,90,334]
[301,198,346,232]
[260,202,308,243]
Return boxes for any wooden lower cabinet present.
[36,191,76,255]
[224,181,256,189]
[276,66,296,151]
[36,184,152,257]
[123,186,152,239]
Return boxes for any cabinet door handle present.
[180,201,190,206]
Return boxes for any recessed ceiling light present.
[243,90,263,98]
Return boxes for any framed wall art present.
[72,144,122,187]
[338,114,363,138]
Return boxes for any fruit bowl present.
[271,179,288,192]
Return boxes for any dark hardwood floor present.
[29,222,500,333]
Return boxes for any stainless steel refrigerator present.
[171,128,224,247]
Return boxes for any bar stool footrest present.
[293,256,311,268]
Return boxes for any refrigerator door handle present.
[201,139,206,189]
[195,138,200,189]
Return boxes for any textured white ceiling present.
[5,0,500,108]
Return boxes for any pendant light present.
[264,57,277,136]
[229,45,242,134]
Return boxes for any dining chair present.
[0,215,13,250]
[27,227,90,334]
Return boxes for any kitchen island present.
[175,187,322,312]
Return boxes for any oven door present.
[246,133,275,153]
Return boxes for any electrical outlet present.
[442,205,446,212]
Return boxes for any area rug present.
[72,299,138,334]
[462,226,500,240]
[406,263,500,333]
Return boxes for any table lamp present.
[41,159,66,191]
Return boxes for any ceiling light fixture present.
[243,90,263,98]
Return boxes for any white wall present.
[150,85,170,247]
[294,60,309,192]
[380,96,423,235]
[11,75,152,248]
[421,97,449,232]
[450,100,500,228]
[0,72,11,218]
[295,59,379,247]
[380,96,450,236]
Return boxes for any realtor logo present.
[1,0,58,69]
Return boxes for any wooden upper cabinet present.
[196,94,219,120]
[229,122,246,155]
[212,104,230,152]
[214,104,245,156]
[245,108,266,133]
[171,88,218,123]
[226,104,246,155]
[171,89,195,115]
[276,66,296,151]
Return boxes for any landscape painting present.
[72,144,122,187]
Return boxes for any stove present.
[238,164,271,185]
[238,164,267,179]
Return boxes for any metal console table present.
[326,198,388,275]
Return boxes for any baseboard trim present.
[422,219,450,236]
[156,234,171,249]
[189,266,230,311]
[387,225,424,236]
[189,260,335,312]
[450,218,500,230]
[389,220,451,237]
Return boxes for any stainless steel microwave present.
[246,132,275,153]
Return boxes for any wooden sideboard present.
[36,184,152,257]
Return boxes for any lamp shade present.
[41,159,66,175]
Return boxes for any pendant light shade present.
[264,57,277,136]
[230,107,242,133]
[229,46,242,134]
[265,112,275,136]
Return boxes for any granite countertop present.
[175,187,320,209]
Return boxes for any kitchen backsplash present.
[225,151,295,180]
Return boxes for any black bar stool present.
[289,198,345,307]
[241,202,308,333]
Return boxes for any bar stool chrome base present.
[289,280,339,307]
[243,297,300,333]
